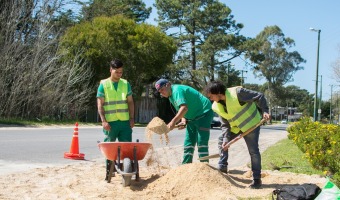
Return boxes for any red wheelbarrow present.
[98,141,152,186]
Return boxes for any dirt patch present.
[0,147,326,200]
[0,127,327,199]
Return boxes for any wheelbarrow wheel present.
[122,158,132,187]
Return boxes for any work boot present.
[218,167,228,174]
[249,179,262,189]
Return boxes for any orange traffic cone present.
[64,122,85,160]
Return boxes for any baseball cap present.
[155,79,169,91]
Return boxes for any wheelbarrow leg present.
[133,146,140,181]
[135,162,140,181]
[106,160,116,183]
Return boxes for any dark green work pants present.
[182,110,213,164]
[103,120,132,178]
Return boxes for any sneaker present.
[218,167,228,174]
[249,179,262,189]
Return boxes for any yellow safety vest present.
[212,86,261,133]
[101,78,129,122]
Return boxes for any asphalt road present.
[0,124,287,174]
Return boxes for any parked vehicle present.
[281,119,288,124]
[211,113,221,128]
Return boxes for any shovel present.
[198,119,266,160]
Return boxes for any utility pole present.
[318,75,322,121]
[310,28,321,121]
[240,70,247,86]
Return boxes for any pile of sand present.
[145,162,233,199]
[143,162,326,199]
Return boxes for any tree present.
[51,8,79,36]
[243,83,263,93]
[0,0,94,120]
[60,15,177,96]
[283,85,312,116]
[155,0,244,90]
[216,63,241,87]
[321,101,330,121]
[81,0,152,23]
[247,26,305,89]
[240,83,313,119]
[244,26,306,115]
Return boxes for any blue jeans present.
[218,126,261,179]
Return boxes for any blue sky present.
[145,0,340,101]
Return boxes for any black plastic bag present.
[272,183,321,200]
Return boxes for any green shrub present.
[287,117,340,185]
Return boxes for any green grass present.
[0,118,88,126]
[261,138,323,175]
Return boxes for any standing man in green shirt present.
[97,58,135,180]
[155,79,213,164]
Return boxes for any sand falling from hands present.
[145,117,170,145]
[144,117,182,174]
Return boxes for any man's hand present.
[221,137,229,151]
[263,112,271,121]
[129,118,135,128]
[167,120,176,131]
[221,141,228,150]
[176,121,186,130]
[167,105,188,131]
[97,97,110,131]
[102,121,111,131]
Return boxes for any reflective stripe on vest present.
[212,86,261,133]
[101,78,129,121]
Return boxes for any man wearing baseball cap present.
[155,78,214,164]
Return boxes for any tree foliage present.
[243,83,313,117]
[242,26,306,115]
[155,0,244,90]
[281,85,313,115]
[81,0,152,23]
[60,15,177,96]
[247,26,305,88]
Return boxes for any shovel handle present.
[175,124,186,129]
[222,119,266,151]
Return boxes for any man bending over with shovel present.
[204,81,270,189]
[155,79,214,164]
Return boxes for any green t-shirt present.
[96,81,132,98]
[169,84,212,120]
